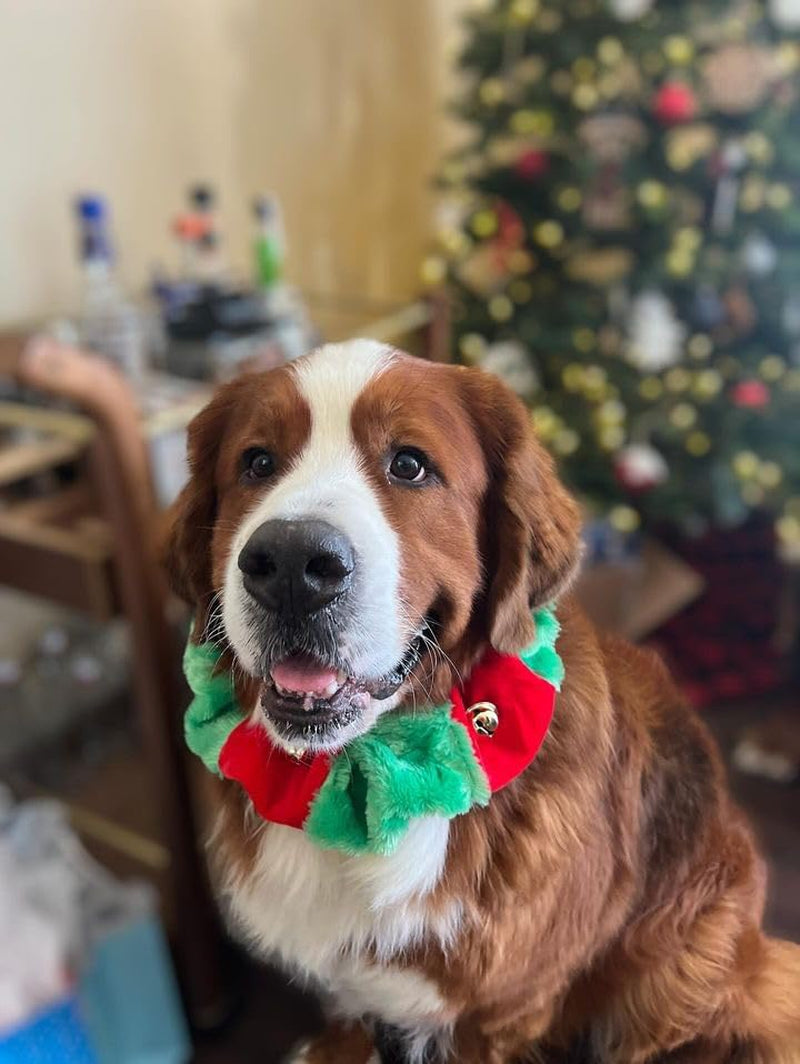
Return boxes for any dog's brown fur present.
[165,352,800,1063]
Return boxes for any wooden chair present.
[0,333,229,1028]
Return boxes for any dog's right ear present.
[161,388,234,614]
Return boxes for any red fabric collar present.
[219,646,557,831]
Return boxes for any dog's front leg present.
[287,1021,378,1063]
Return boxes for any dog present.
[164,340,800,1063]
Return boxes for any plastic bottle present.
[74,195,147,380]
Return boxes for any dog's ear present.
[161,386,236,618]
[461,367,583,654]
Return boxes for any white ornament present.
[609,0,654,21]
[626,290,687,373]
[615,443,669,490]
[480,340,540,399]
[769,0,800,29]
[742,233,778,277]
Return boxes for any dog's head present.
[164,341,581,754]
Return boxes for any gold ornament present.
[686,431,711,456]
[509,0,539,24]
[470,209,498,238]
[510,108,555,136]
[599,426,625,450]
[666,367,691,392]
[609,505,640,533]
[553,428,580,455]
[573,84,599,111]
[664,36,695,66]
[688,333,713,359]
[777,515,800,552]
[704,45,777,115]
[693,369,723,399]
[670,403,697,429]
[640,376,664,400]
[758,462,783,489]
[533,220,565,248]
[596,399,626,425]
[598,37,624,65]
[740,176,766,213]
[488,294,514,321]
[733,450,759,479]
[572,57,597,82]
[767,184,793,210]
[468,701,499,737]
[744,131,774,166]
[565,248,633,286]
[637,180,668,210]
[573,327,596,353]
[420,256,447,287]
[742,483,765,507]
[558,187,583,212]
[760,355,786,381]
[459,333,487,363]
[531,406,559,439]
[479,78,506,106]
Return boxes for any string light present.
[488,294,514,321]
[686,431,711,456]
[609,505,640,532]
[470,209,498,238]
[459,333,487,362]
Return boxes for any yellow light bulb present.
[758,462,783,489]
[509,0,539,23]
[459,333,487,362]
[637,181,668,209]
[488,294,514,322]
[670,403,697,430]
[693,370,723,399]
[686,431,711,456]
[760,355,786,381]
[470,209,498,238]
[508,249,536,273]
[665,367,691,392]
[598,37,624,65]
[510,109,555,136]
[420,256,447,287]
[609,505,640,532]
[562,364,585,391]
[479,78,506,106]
[534,220,565,248]
[558,187,583,212]
[733,451,759,479]
[688,334,713,360]
[553,428,580,455]
[573,327,596,352]
[640,376,664,400]
[599,426,625,451]
[767,184,793,210]
[664,35,694,65]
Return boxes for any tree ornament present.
[566,248,633,285]
[626,290,687,372]
[579,113,648,163]
[692,287,727,330]
[479,78,506,107]
[742,233,778,276]
[769,0,800,30]
[731,380,770,409]
[480,341,540,400]
[666,124,718,170]
[704,45,777,114]
[515,149,551,180]
[653,81,698,124]
[664,36,695,66]
[608,0,654,21]
[614,443,669,492]
[608,504,641,533]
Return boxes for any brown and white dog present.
[165,340,800,1064]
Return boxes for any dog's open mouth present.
[259,630,426,739]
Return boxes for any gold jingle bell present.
[467,701,500,738]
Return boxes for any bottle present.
[253,194,285,301]
[75,194,147,380]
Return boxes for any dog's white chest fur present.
[223,816,457,1033]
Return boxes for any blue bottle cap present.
[75,194,107,221]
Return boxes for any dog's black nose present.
[238,519,355,617]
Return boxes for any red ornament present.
[653,81,698,125]
[515,149,551,180]
[731,380,770,409]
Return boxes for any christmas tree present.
[428,0,800,550]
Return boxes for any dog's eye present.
[389,449,428,484]
[242,448,275,481]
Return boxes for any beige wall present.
[0,0,464,325]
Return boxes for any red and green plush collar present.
[184,607,563,857]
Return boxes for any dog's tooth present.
[336,670,347,685]
[322,679,340,697]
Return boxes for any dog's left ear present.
[461,367,583,654]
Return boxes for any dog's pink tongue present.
[270,657,339,695]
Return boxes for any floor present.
[191,696,800,1064]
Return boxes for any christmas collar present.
[183,607,563,857]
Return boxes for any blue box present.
[0,996,97,1064]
